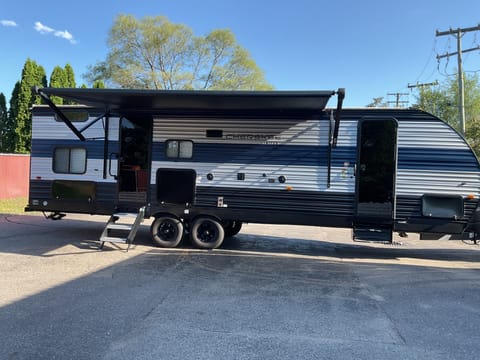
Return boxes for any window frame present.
[53,146,87,174]
[165,140,194,160]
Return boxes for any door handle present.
[109,152,119,178]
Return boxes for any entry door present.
[356,118,398,219]
[118,117,151,203]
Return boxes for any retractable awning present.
[34,87,336,113]
[33,87,345,144]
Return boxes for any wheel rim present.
[197,220,219,243]
[157,220,178,242]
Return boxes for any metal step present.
[106,223,133,231]
[99,207,145,251]
[353,224,392,243]
[100,236,128,244]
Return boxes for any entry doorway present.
[118,116,151,203]
[356,118,398,219]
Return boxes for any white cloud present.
[54,30,77,44]
[34,21,54,34]
[1,20,18,27]
[34,21,76,44]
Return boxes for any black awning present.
[35,88,335,113]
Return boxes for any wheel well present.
[191,214,222,224]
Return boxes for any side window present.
[166,140,193,159]
[53,147,87,174]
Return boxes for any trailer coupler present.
[43,212,66,221]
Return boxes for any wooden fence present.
[0,154,30,199]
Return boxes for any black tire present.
[190,217,225,249]
[223,220,243,237]
[151,216,184,248]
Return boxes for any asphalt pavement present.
[0,213,479,359]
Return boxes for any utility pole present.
[407,81,440,114]
[436,24,480,135]
[407,80,439,89]
[387,92,409,107]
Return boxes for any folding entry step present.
[352,223,393,243]
[99,207,145,251]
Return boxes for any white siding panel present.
[30,157,116,183]
[151,161,354,192]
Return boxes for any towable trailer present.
[26,87,480,248]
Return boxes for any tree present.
[366,97,387,108]
[92,80,105,89]
[49,66,68,104]
[3,82,21,153]
[49,64,77,104]
[0,93,7,151]
[64,63,76,88]
[415,73,480,155]
[10,59,47,153]
[85,14,272,90]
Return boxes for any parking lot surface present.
[1,213,480,359]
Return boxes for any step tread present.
[100,236,128,243]
[353,226,392,242]
[113,212,138,217]
[107,223,133,231]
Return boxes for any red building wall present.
[0,154,30,199]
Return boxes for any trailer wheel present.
[191,217,225,249]
[151,216,184,248]
[223,220,243,237]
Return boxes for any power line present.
[407,80,439,90]
[387,92,409,107]
[436,24,480,135]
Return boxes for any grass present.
[0,197,29,215]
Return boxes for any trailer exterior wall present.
[150,109,480,233]
[28,107,119,214]
[27,102,480,237]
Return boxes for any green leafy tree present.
[3,82,21,153]
[92,80,105,88]
[50,64,77,104]
[64,63,76,88]
[415,73,480,155]
[49,65,68,104]
[0,93,7,151]
[366,97,387,108]
[11,59,47,153]
[63,63,77,105]
[85,14,272,90]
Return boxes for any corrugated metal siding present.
[29,180,116,204]
[153,118,328,145]
[152,117,356,193]
[196,187,355,215]
[31,112,119,141]
[395,115,480,197]
[30,158,114,183]
[396,195,479,219]
[30,111,119,184]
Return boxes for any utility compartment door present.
[356,118,398,219]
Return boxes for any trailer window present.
[53,147,87,174]
[166,140,193,159]
[54,110,89,122]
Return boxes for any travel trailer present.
[26,87,480,249]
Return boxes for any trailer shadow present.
[0,214,108,257]
[1,214,479,266]
[3,225,480,359]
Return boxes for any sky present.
[1,0,480,107]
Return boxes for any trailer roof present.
[35,88,336,113]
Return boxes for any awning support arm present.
[327,110,334,188]
[79,111,110,133]
[332,88,345,148]
[34,86,86,141]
